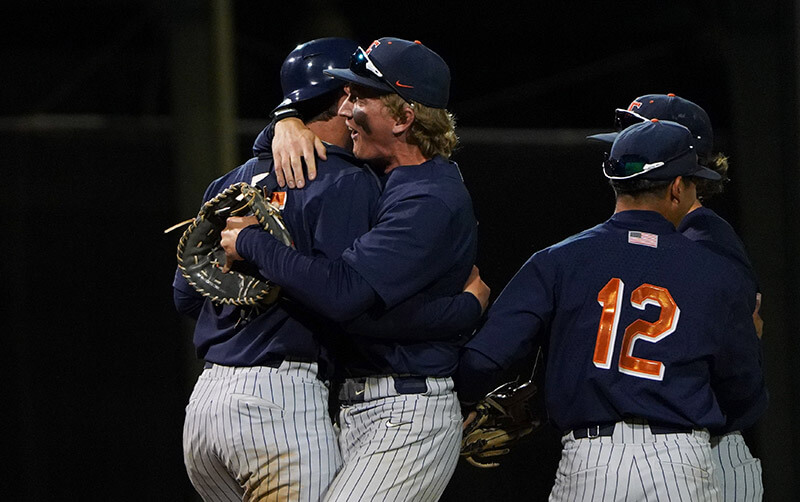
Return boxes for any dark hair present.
[695,153,730,201]
[294,88,344,124]
[610,176,697,198]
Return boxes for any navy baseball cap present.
[324,37,450,108]
[603,119,721,181]
[588,93,714,164]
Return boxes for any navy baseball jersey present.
[459,210,767,433]
[235,155,479,377]
[679,206,759,310]
[173,138,380,375]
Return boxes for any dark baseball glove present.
[461,379,541,468]
[176,182,292,306]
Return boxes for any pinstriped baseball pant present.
[550,421,721,502]
[323,376,462,502]
[183,362,342,502]
[710,432,763,501]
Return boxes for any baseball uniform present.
[174,133,379,501]
[458,210,768,501]
[586,93,766,501]
[234,155,478,501]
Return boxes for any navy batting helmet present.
[273,37,359,113]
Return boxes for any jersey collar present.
[609,210,677,234]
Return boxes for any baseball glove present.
[176,182,292,306]
[461,379,541,468]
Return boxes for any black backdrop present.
[5,1,799,500]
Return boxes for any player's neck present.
[614,197,676,226]
[381,141,429,174]
[687,199,703,214]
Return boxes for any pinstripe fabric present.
[710,432,763,501]
[183,362,342,502]
[323,377,461,502]
[550,421,721,502]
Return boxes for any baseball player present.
[220,38,478,501]
[589,93,765,500]
[172,37,371,502]
[173,38,485,501]
[457,119,768,501]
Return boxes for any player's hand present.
[463,266,491,314]
[462,410,477,431]
[753,292,764,339]
[220,216,259,272]
[273,117,326,189]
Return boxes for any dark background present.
[4,1,799,500]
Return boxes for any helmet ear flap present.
[275,38,359,111]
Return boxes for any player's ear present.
[669,176,684,203]
[392,104,415,134]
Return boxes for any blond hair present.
[695,153,730,201]
[380,94,458,158]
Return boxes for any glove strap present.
[252,154,281,199]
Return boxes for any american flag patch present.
[628,231,658,248]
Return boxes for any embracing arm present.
[272,117,326,188]
[223,222,487,338]
[221,193,475,326]
[229,225,378,322]
[343,266,490,340]
[456,253,554,402]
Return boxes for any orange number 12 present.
[592,278,680,381]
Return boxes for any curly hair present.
[695,153,730,201]
[380,93,459,158]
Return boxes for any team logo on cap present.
[365,40,380,55]
[628,100,643,111]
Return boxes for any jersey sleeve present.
[235,227,378,322]
[457,250,556,399]
[251,121,274,157]
[341,195,465,308]
[711,280,769,432]
[172,268,204,320]
[171,176,228,320]
[342,292,482,340]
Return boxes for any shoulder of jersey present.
[546,222,608,250]
[206,161,256,196]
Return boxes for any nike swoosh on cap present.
[395,80,414,88]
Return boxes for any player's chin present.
[351,142,371,161]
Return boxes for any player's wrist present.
[271,107,302,122]
[234,224,265,261]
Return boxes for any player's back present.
[536,210,764,432]
[189,144,380,370]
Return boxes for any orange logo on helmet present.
[628,100,643,111]
[365,40,380,55]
